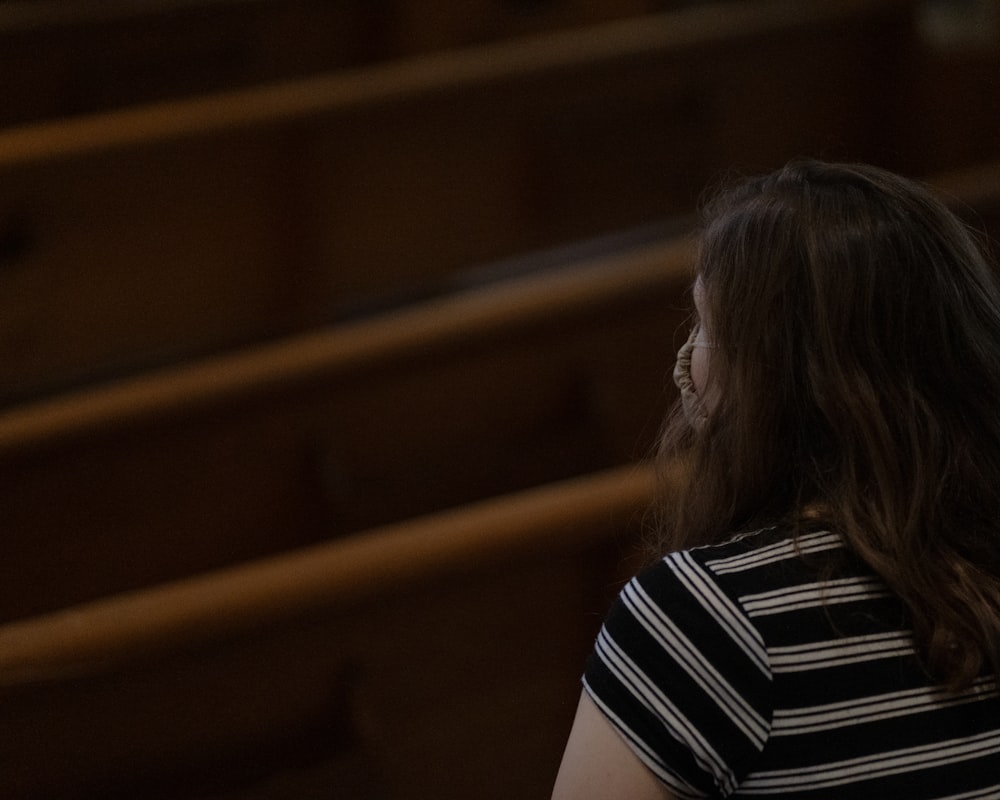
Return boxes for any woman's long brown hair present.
[653,160,1000,690]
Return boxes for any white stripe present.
[707,531,842,574]
[772,678,996,736]
[769,631,915,673]
[593,626,735,793]
[667,551,770,675]
[582,679,711,800]
[741,577,889,617]
[934,786,1000,800]
[623,580,770,747]
[739,730,1000,793]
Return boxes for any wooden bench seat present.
[0,463,655,800]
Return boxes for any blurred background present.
[0,1,997,797]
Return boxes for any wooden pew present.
[0,463,655,800]
[0,233,695,622]
[0,0,916,402]
[0,0,371,127]
[4,148,997,619]
[3,153,998,624]
[0,0,663,126]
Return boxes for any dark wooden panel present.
[0,0,667,126]
[0,1,917,401]
[0,238,691,620]
[0,466,650,799]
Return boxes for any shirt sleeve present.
[583,549,773,798]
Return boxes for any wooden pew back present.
[0,0,916,402]
[3,154,999,623]
[0,235,693,622]
[0,0,666,126]
[0,465,653,800]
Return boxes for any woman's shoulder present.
[634,526,869,621]
[691,524,841,559]
[657,525,847,581]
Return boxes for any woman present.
[552,160,1000,798]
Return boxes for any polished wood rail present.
[0,0,912,165]
[0,462,654,683]
[0,235,695,456]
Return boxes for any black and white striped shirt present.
[584,527,1000,798]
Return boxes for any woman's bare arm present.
[551,691,678,800]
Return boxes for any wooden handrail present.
[0,235,695,455]
[0,462,656,685]
[0,0,910,165]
